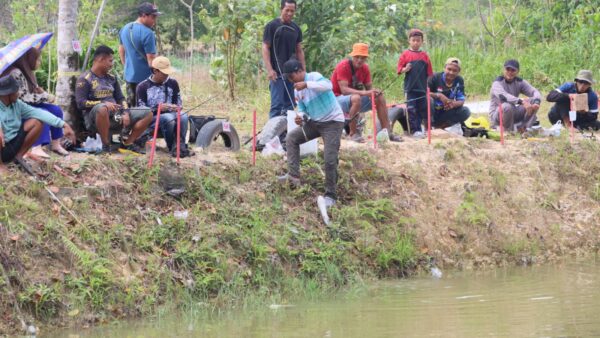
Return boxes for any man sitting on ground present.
[489,59,542,133]
[136,56,193,157]
[427,57,470,129]
[547,70,600,130]
[331,43,402,142]
[75,45,152,153]
[278,59,344,225]
[0,75,75,175]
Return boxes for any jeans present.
[31,103,64,146]
[269,77,295,118]
[286,120,344,200]
[148,112,189,151]
[406,91,428,133]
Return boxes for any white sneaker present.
[412,131,426,139]
[317,195,335,225]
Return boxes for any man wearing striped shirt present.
[278,59,344,224]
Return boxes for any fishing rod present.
[182,95,217,115]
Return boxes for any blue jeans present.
[31,103,64,146]
[269,77,295,118]
[406,91,427,133]
[149,112,189,151]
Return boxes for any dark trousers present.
[432,106,471,128]
[406,91,428,133]
[548,104,600,130]
[269,77,295,118]
[126,82,138,108]
[286,120,344,200]
[31,103,64,146]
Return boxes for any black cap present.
[0,75,19,96]
[504,59,520,70]
[282,59,302,76]
[138,2,161,16]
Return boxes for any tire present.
[195,120,241,151]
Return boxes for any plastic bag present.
[83,133,103,151]
[376,128,389,143]
[542,120,563,137]
[444,123,464,136]
[261,136,285,157]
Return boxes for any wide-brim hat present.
[349,43,369,57]
[0,75,19,95]
[575,70,595,84]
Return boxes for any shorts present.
[84,103,149,134]
[336,95,372,117]
[1,125,26,163]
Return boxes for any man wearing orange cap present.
[331,43,402,142]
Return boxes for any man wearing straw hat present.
[331,43,402,142]
[547,70,600,130]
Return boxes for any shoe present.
[317,195,335,225]
[120,142,146,154]
[277,173,301,188]
[389,134,403,142]
[350,133,365,143]
[412,131,426,139]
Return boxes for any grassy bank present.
[2,133,600,335]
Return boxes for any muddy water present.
[53,260,600,338]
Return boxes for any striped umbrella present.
[0,32,53,74]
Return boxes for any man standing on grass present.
[262,0,305,118]
[547,70,600,130]
[119,2,161,108]
[277,59,344,225]
[489,59,542,133]
[427,57,470,129]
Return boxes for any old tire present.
[195,120,240,151]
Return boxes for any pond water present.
[52,260,600,337]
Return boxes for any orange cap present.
[349,43,369,57]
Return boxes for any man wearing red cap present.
[331,43,402,142]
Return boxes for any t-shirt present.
[0,99,64,143]
[262,18,302,75]
[397,49,433,93]
[428,72,466,110]
[295,72,344,123]
[331,59,372,96]
[136,76,182,114]
[556,82,599,113]
[75,70,126,113]
[119,22,157,84]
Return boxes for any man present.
[0,75,75,174]
[427,57,470,129]
[137,56,193,157]
[262,0,304,118]
[489,59,542,133]
[331,43,402,142]
[547,70,600,130]
[278,59,344,225]
[76,45,152,153]
[119,2,160,108]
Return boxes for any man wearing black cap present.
[547,70,600,130]
[119,2,161,108]
[489,59,542,132]
[0,75,75,174]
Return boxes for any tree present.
[56,0,81,129]
[178,0,196,93]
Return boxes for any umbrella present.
[0,32,53,75]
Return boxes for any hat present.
[152,56,175,75]
[282,59,302,76]
[408,29,424,38]
[0,75,19,96]
[445,57,461,69]
[504,59,520,70]
[349,43,369,57]
[575,70,595,84]
[138,2,161,16]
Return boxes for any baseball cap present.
[445,57,461,69]
[0,75,19,96]
[138,2,161,16]
[152,56,175,75]
[282,59,302,76]
[504,59,520,70]
[408,29,424,38]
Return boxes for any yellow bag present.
[464,116,491,130]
